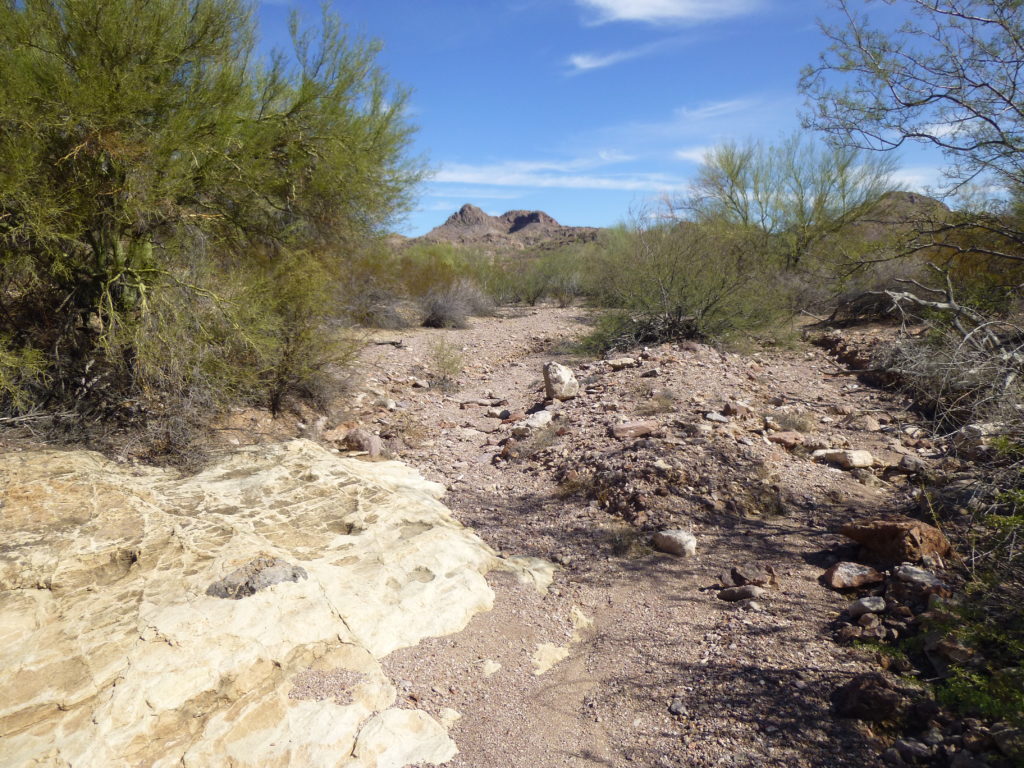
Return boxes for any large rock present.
[840,518,951,565]
[651,530,697,557]
[831,673,905,721]
[814,449,875,469]
[0,440,513,768]
[823,561,885,589]
[543,362,579,400]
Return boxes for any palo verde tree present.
[680,133,896,269]
[0,0,422,424]
[800,0,1024,264]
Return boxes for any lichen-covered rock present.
[0,440,504,767]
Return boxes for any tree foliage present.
[800,0,1024,195]
[0,0,422,425]
[681,133,896,268]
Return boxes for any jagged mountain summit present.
[420,204,600,251]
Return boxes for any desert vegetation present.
[0,0,421,455]
[1,0,1023,748]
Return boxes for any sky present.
[256,0,946,236]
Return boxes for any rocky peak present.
[420,204,598,251]
[446,203,493,228]
[500,210,558,233]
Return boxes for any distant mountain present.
[418,204,601,251]
[845,191,951,241]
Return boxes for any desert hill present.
[418,204,601,251]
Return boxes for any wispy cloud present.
[425,188,526,201]
[567,37,679,73]
[674,145,711,163]
[576,0,762,25]
[434,158,686,192]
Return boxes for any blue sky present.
[257,0,945,235]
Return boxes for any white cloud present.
[425,187,526,200]
[576,0,761,24]
[674,145,711,163]
[890,166,945,192]
[434,160,687,192]
[568,50,644,72]
[566,37,679,73]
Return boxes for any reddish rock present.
[768,431,804,450]
[723,400,753,418]
[609,421,659,440]
[823,561,885,589]
[840,518,951,565]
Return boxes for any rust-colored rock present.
[768,431,804,450]
[840,518,950,565]
[609,421,659,440]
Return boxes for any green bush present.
[581,218,794,351]
[0,0,422,454]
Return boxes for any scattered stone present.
[857,612,881,629]
[894,738,931,762]
[411,378,430,389]
[609,420,659,440]
[668,697,687,716]
[823,561,885,589]
[848,595,886,620]
[893,564,946,591]
[704,412,730,424]
[836,624,863,643]
[543,362,580,400]
[729,563,777,587]
[652,529,697,557]
[813,449,875,469]
[207,556,308,599]
[768,431,804,450]
[717,585,765,602]
[640,368,661,378]
[605,357,638,371]
[840,518,951,565]
[992,724,1024,761]
[845,414,882,432]
[723,400,753,418]
[341,427,384,458]
[511,410,554,438]
[896,455,927,474]
[881,747,905,765]
[485,406,510,419]
[831,673,904,721]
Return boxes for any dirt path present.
[355,306,925,767]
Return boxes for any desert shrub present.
[419,279,493,329]
[0,1,422,456]
[425,338,464,391]
[582,217,794,351]
[0,337,48,414]
[507,248,587,307]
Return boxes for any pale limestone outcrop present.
[0,440,506,768]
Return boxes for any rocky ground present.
[320,306,978,768]
[5,305,1012,768]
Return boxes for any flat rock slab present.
[0,440,513,768]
